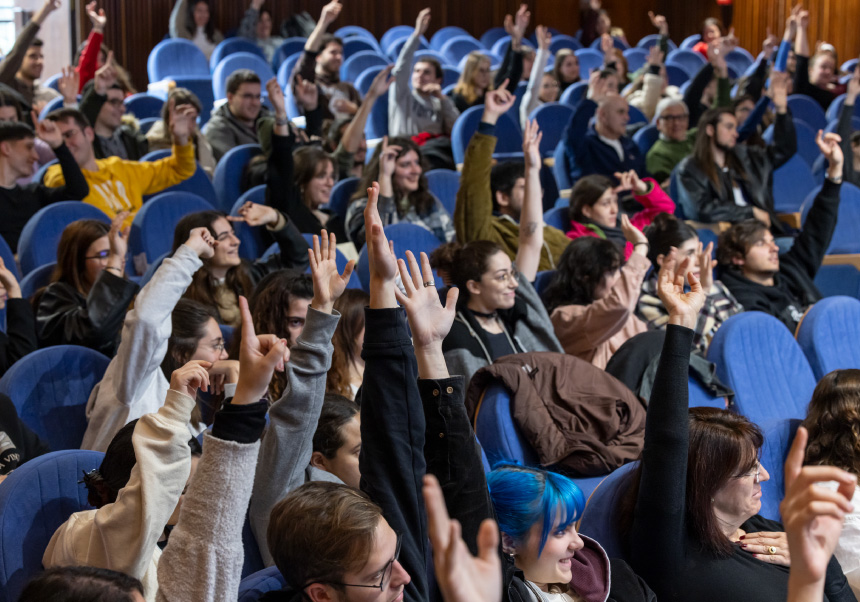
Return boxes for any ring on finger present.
[768,546,777,555]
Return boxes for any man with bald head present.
[562,69,648,183]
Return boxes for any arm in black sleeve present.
[783,178,841,279]
[35,143,89,204]
[838,100,856,185]
[266,132,323,234]
[79,84,106,134]
[303,103,325,139]
[684,63,715,126]
[678,165,754,223]
[0,298,37,377]
[0,393,50,465]
[629,325,695,599]
[767,110,797,170]
[247,212,311,282]
[494,42,523,92]
[211,398,268,443]
[740,58,769,102]
[359,307,428,602]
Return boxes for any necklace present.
[470,308,499,320]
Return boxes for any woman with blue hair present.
[488,463,656,602]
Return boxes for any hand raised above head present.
[392,250,458,349]
[233,295,290,404]
[656,246,704,328]
[308,229,355,313]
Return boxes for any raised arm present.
[78,3,105,91]
[516,119,543,282]
[168,0,188,39]
[304,0,341,53]
[838,66,860,184]
[520,26,550,129]
[766,71,797,170]
[391,8,429,93]
[0,0,59,85]
[340,66,393,155]
[238,0,263,41]
[34,116,89,203]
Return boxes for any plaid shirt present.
[637,275,743,354]
[347,194,456,244]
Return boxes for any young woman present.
[692,17,725,59]
[347,135,455,248]
[145,87,216,177]
[544,219,649,369]
[565,170,675,260]
[553,48,581,94]
[172,201,309,328]
[169,0,224,60]
[325,288,368,400]
[451,46,522,114]
[238,0,285,64]
[638,213,742,354]
[310,394,360,489]
[792,9,845,110]
[35,214,139,356]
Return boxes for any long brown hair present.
[693,108,747,194]
[294,146,337,208]
[804,369,860,474]
[351,137,435,215]
[552,49,580,87]
[50,219,111,295]
[453,52,492,105]
[326,289,369,399]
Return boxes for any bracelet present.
[275,115,289,126]
[634,242,649,247]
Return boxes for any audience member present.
[19,566,145,602]
[0,118,88,251]
[0,391,48,481]
[0,86,57,179]
[80,52,148,161]
[75,2,107,90]
[203,69,270,162]
[565,170,674,259]
[685,35,735,127]
[145,87,215,177]
[646,97,693,185]
[519,25,556,129]
[639,214,742,354]
[692,17,725,59]
[456,87,571,271]
[44,106,195,223]
[169,0,224,60]
[238,0,285,64]
[579,0,611,48]
[35,214,138,355]
[716,131,842,332]
[0,256,37,377]
[326,288,369,399]
[553,48,581,94]
[310,395,360,487]
[625,44,680,123]
[835,66,860,188]
[172,202,309,327]
[347,135,454,247]
[792,9,845,110]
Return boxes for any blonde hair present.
[453,52,492,105]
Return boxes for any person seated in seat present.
[145,87,216,177]
[791,9,845,111]
[0,256,37,378]
[43,107,195,224]
[519,25,560,129]
[646,97,693,186]
[169,0,224,60]
[19,566,145,602]
[717,130,843,333]
[692,17,725,58]
[553,48,581,94]
[237,0,285,64]
[202,69,272,162]
[325,288,369,399]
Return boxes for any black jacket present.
[0,298,37,377]
[80,82,149,161]
[676,111,796,230]
[35,270,139,356]
[720,178,841,332]
[0,392,50,474]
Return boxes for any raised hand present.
[522,119,542,170]
[784,4,801,41]
[535,25,551,51]
[419,82,442,98]
[170,104,196,145]
[797,8,809,29]
[86,1,106,32]
[762,27,778,60]
[847,60,860,103]
[170,360,212,399]
[33,0,61,25]
[482,82,515,123]
[250,0,265,10]
[393,251,458,349]
[415,8,431,36]
[587,70,611,102]
[184,226,217,259]
[34,113,63,149]
[424,474,502,602]
[107,211,130,265]
[367,64,394,98]
[227,201,280,227]
[378,136,402,179]
[696,240,717,292]
[308,230,355,313]
[57,66,80,106]
[656,247,705,329]
[93,50,117,95]
[512,3,530,42]
[233,296,290,404]
[648,11,668,36]
[319,0,342,26]
[294,76,319,112]
[647,44,663,67]
[364,182,398,308]
[620,213,648,247]
[266,77,286,117]
[816,130,844,177]
[769,71,790,112]
[614,170,648,195]
[0,256,21,300]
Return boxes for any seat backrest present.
[277,53,302,90]
[665,64,690,87]
[0,346,110,450]
[800,182,860,254]
[480,27,508,50]
[38,96,65,121]
[18,202,111,275]
[123,93,165,120]
[212,53,275,100]
[340,50,389,83]
[792,119,822,167]
[230,185,267,261]
[0,449,104,602]
[270,37,308,70]
[665,49,707,78]
[787,94,827,131]
[129,191,214,264]
[385,35,430,61]
[144,161,218,207]
[632,124,659,155]
[380,26,416,54]
[680,34,701,49]
[637,34,677,51]
[334,25,376,44]
[559,80,589,108]
[474,382,541,467]
[725,48,754,74]
[451,105,522,165]
[365,90,389,139]
[772,154,816,213]
[166,76,216,126]
[424,169,460,216]
[796,296,860,381]
[238,566,287,602]
[543,206,569,231]
[688,375,727,408]
[342,37,380,60]
[213,144,263,212]
[326,176,360,220]
[549,34,582,54]
[622,47,648,73]
[19,261,55,300]
[758,418,802,521]
[573,48,604,75]
[552,140,572,191]
[707,312,816,427]
[430,26,471,50]
[577,461,639,560]
[528,102,575,156]
[354,223,444,291]
[354,65,386,96]
[490,36,534,60]
[533,270,555,298]
[440,35,483,65]
[209,37,266,72]
[147,38,209,82]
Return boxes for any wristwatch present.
[275,115,289,126]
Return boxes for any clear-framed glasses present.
[736,460,761,484]
[210,341,225,353]
[493,266,519,285]
[325,532,402,591]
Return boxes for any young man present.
[292,0,361,122]
[0,119,88,250]
[43,107,195,222]
[717,131,843,333]
[203,69,271,162]
[455,88,571,271]
[79,52,148,161]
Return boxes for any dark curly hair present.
[804,369,860,474]
[542,237,623,312]
[643,213,698,270]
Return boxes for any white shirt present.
[598,134,625,162]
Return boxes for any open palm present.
[656,248,704,327]
[308,230,354,310]
[393,251,458,348]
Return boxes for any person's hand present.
[107,211,129,262]
[423,474,502,602]
[587,70,611,102]
[207,360,240,396]
[797,9,809,29]
[614,170,648,195]
[785,4,801,41]
[170,360,212,398]
[762,27,778,60]
[781,426,856,589]
[57,66,80,105]
[707,37,727,72]
[415,8,431,36]
[33,0,61,25]
[512,3,530,42]
[34,113,63,149]
[0,256,21,300]
[86,1,106,33]
[535,25,551,51]
[364,182,399,307]
[752,207,772,228]
[93,50,116,95]
[331,97,358,114]
[367,64,394,99]
[184,226,217,259]
[379,136,402,179]
[250,0,265,11]
[696,240,717,292]
[600,33,613,55]
[656,247,704,328]
[393,251,458,349]
[227,201,280,227]
[319,0,341,26]
[816,130,844,178]
[769,71,790,113]
[846,61,860,104]
[419,82,443,98]
[482,82,515,124]
[742,531,791,566]
[647,44,663,67]
[648,11,669,36]
[620,213,648,247]
[170,104,195,145]
[233,296,290,404]
[522,119,542,170]
[294,76,319,112]
[265,77,286,117]
[308,230,355,313]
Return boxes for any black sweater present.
[0,298,37,377]
[0,392,49,474]
[793,54,844,112]
[720,178,841,332]
[0,143,89,251]
[450,42,523,113]
[628,325,855,602]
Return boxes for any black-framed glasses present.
[325,533,402,591]
[85,249,111,260]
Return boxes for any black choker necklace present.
[471,309,498,319]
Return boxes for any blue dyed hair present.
[487,463,586,555]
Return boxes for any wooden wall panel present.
[77,0,860,93]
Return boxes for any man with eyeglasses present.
[203,69,271,162]
[646,97,694,187]
[78,51,148,161]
